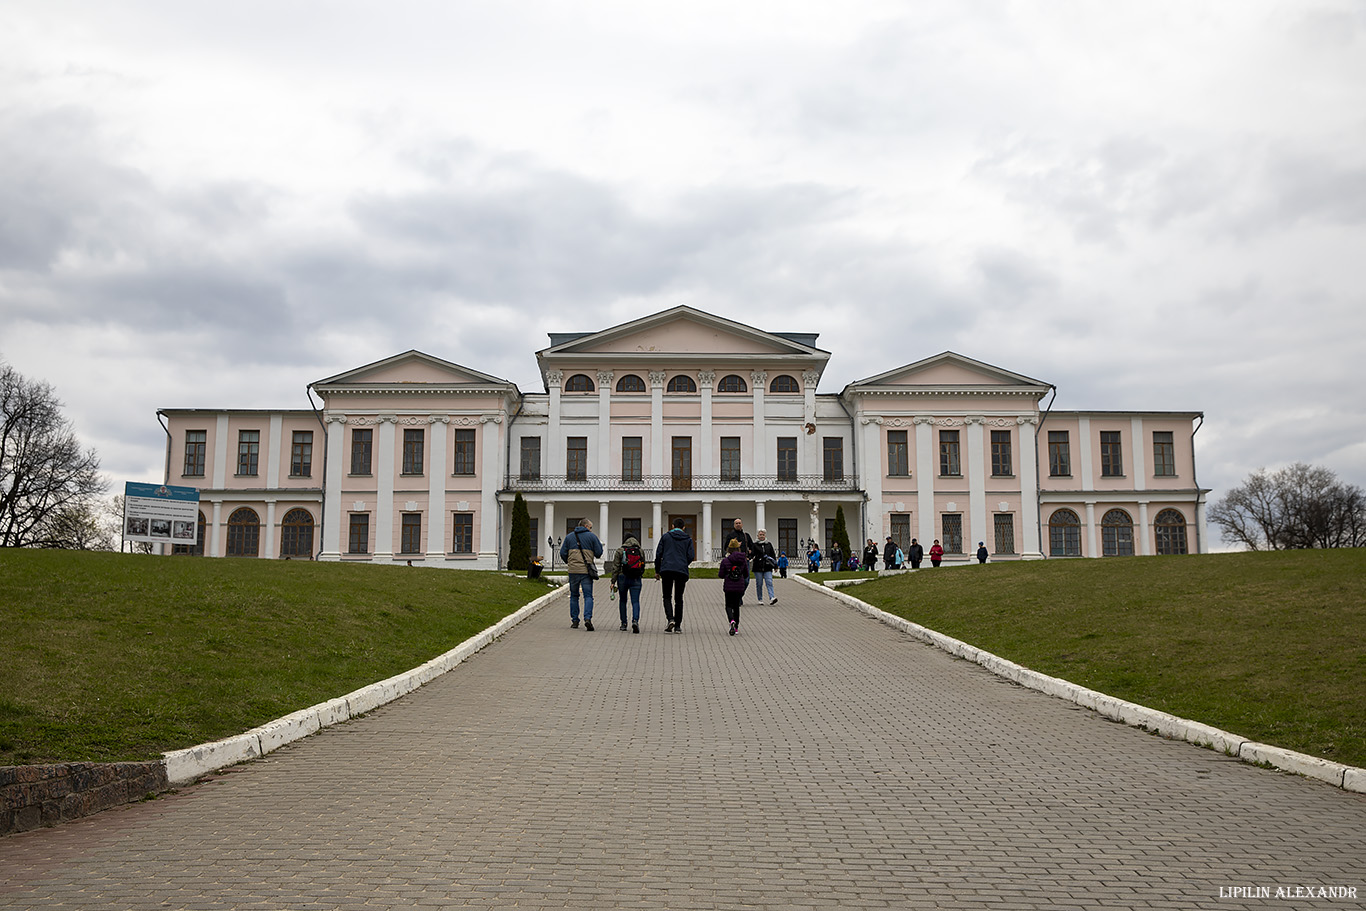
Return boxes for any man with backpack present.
[611,535,647,633]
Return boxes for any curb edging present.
[796,575,1365,794]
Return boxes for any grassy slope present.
[850,549,1366,767]
[0,550,551,764]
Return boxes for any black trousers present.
[725,589,743,625]
[660,571,688,625]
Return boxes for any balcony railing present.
[503,473,858,493]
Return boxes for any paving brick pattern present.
[2,577,1363,909]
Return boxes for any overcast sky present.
[3,1,1364,535]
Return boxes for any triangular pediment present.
[852,352,1049,390]
[313,351,513,389]
[539,306,826,358]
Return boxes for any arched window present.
[227,507,260,557]
[667,375,697,393]
[173,511,206,556]
[616,374,646,393]
[280,508,315,559]
[1048,508,1081,557]
[565,374,595,393]
[717,374,747,393]
[770,374,800,394]
[1155,509,1188,555]
[1102,508,1135,556]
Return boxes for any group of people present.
[557,517,781,637]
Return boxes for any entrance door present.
[671,436,692,491]
[666,514,697,545]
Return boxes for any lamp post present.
[548,536,556,570]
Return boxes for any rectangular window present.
[1153,431,1176,477]
[939,430,960,477]
[720,437,741,482]
[671,437,692,491]
[823,437,843,482]
[994,514,1015,554]
[400,513,421,554]
[887,430,909,477]
[991,430,1012,477]
[1100,430,1123,477]
[402,429,424,475]
[452,513,473,554]
[566,437,588,481]
[453,429,476,476]
[183,430,206,476]
[237,430,260,476]
[351,428,372,475]
[942,513,963,553]
[348,514,369,554]
[777,437,798,481]
[291,431,313,477]
[621,517,642,546]
[778,519,797,560]
[622,437,642,482]
[890,514,911,554]
[528,517,539,557]
[1048,431,1070,477]
[520,437,541,480]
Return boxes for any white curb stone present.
[798,574,1364,793]
[164,733,263,786]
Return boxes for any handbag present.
[574,531,599,579]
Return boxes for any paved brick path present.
[2,577,1364,909]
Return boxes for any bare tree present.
[0,361,108,548]
[1209,463,1366,550]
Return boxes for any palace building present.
[157,307,1209,566]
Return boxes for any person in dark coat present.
[863,539,879,572]
[654,518,695,633]
[909,538,924,570]
[976,542,989,564]
[750,529,778,604]
[829,541,843,572]
[884,536,898,570]
[719,539,750,635]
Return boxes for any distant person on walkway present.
[751,528,778,605]
[560,519,604,631]
[829,541,843,572]
[807,545,822,573]
[719,539,749,636]
[777,552,789,578]
[884,536,898,570]
[721,518,754,601]
[909,539,924,570]
[929,539,944,568]
[654,517,695,633]
[611,535,646,633]
[863,539,879,573]
[977,542,989,564]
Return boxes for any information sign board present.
[123,482,200,545]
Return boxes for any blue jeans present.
[753,571,775,601]
[568,573,594,622]
[617,576,642,624]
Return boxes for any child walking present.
[719,539,749,636]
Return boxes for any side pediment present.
[313,351,513,389]
[852,352,1049,391]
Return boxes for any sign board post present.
[123,482,200,551]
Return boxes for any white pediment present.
[852,352,1049,390]
[540,306,826,358]
[314,351,513,389]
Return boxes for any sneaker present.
[770,598,778,605]
[673,625,682,634]
[571,619,580,629]
[632,623,639,634]
[665,623,675,633]
[729,621,737,636]
[620,623,628,631]
[585,620,594,632]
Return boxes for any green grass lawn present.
[0,550,552,765]
[846,549,1366,767]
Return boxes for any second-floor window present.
[991,430,1012,477]
[777,437,797,481]
[183,430,206,476]
[1153,431,1176,476]
[622,437,642,481]
[721,437,741,482]
[291,431,313,477]
[823,437,843,482]
[887,430,908,477]
[351,428,372,475]
[939,429,960,477]
[453,429,476,475]
[237,430,259,476]
[566,437,588,481]
[402,429,424,475]
[1100,430,1123,477]
[1048,431,1070,477]
[520,437,541,480]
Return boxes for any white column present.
[262,500,276,559]
[702,500,713,561]
[1131,417,1146,490]
[802,370,820,475]
[1017,417,1042,559]
[861,417,884,535]
[597,372,613,477]
[649,372,666,477]
[213,414,229,489]
[750,372,767,476]
[210,500,223,558]
[1085,501,1098,558]
[914,417,935,545]
[651,500,663,549]
[755,500,766,535]
[698,371,714,477]
[375,416,396,560]
[427,418,448,559]
[1196,494,1209,554]
[546,371,563,480]
[322,415,346,559]
[545,501,557,564]
[599,500,610,551]
[808,499,821,546]
[966,417,987,555]
[1138,501,1151,557]
[479,415,502,563]
[267,414,283,489]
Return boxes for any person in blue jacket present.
[560,519,603,631]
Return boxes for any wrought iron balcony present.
[502,473,858,494]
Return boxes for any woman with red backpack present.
[610,535,647,633]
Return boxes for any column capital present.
[545,370,564,386]
[697,370,716,387]
[860,416,884,426]
[750,370,768,386]
[596,370,615,388]
[480,414,503,425]
[802,370,821,389]
[1017,415,1039,426]
[648,371,668,387]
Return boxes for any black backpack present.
[725,558,746,582]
